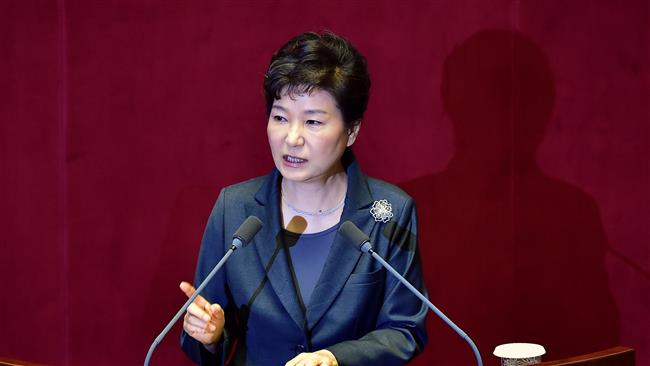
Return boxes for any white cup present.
[493,343,546,366]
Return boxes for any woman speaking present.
[179,31,428,366]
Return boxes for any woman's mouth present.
[283,155,307,167]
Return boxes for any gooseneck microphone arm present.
[339,221,483,366]
[144,216,263,366]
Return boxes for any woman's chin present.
[281,172,309,183]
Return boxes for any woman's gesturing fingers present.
[179,281,224,346]
[179,281,209,308]
[285,350,338,366]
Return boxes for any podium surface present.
[537,346,634,366]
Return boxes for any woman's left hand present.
[285,349,338,366]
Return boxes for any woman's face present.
[267,89,359,184]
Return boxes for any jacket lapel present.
[306,154,376,329]
[245,170,307,333]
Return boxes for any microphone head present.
[232,216,263,247]
[339,221,371,253]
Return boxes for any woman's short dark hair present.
[263,31,371,129]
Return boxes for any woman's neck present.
[281,170,348,213]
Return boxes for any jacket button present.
[294,344,306,354]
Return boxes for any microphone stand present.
[364,244,483,366]
[144,241,240,366]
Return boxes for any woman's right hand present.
[180,281,225,347]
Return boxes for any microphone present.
[231,216,264,249]
[144,216,263,366]
[339,221,483,366]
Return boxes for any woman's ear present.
[346,122,362,147]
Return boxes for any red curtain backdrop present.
[1,1,648,365]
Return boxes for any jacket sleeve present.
[327,197,429,365]
[180,189,234,365]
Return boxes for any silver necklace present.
[282,195,346,216]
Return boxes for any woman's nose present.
[286,122,304,146]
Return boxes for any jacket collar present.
[246,149,376,331]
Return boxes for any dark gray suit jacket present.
[181,152,428,365]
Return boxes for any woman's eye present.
[306,120,322,126]
[273,115,287,122]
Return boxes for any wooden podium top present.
[0,357,45,366]
[537,346,634,366]
[0,346,635,366]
